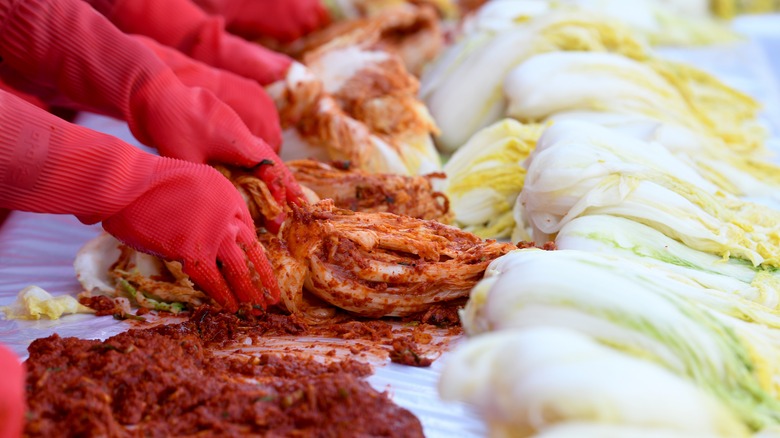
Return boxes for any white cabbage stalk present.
[547,110,712,154]
[556,215,780,310]
[520,121,780,268]
[443,119,543,239]
[420,23,537,152]
[504,51,700,127]
[439,327,749,437]
[695,152,780,207]
[547,110,780,206]
[461,248,780,430]
[419,10,648,152]
[504,51,765,153]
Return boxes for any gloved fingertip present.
[241,239,281,307]
[264,212,286,234]
[253,165,289,207]
[185,262,239,313]
[218,241,269,308]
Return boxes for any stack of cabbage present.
[427,2,780,437]
[443,120,780,435]
[423,0,777,239]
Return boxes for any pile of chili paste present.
[23,308,426,437]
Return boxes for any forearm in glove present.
[0,0,301,212]
[86,0,293,85]
[0,90,280,311]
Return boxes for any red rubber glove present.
[0,344,24,438]
[193,0,331,42]
[135,35,282,152]
[87,0,293,86]
[0,0,301,211]
[0,76,50,113]
[0,90,280,312]
[0,35,281,151]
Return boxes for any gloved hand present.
[0,344,24,438]
[0,0,302,212]
[192,0,331,42]
[135,35,282,152]
[0,90,280,312]
[86,0,294,86]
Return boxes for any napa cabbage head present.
[462,248,780,430]
[556,214,780,311]
[519,120,780,268]
[443,119,544,239]
[504,51,701,127]
[439,327,749,437]
[642,58,765,152]
[546,110,780,203]
[504,51,766,153]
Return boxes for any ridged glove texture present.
[0,0,303,214]
[136,35,283,152]
[0,91,280,311]
[0,344,24,438]
[87,0,294,85]
[193,0,330,42]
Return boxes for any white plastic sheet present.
[1,18,779,436]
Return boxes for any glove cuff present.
[0,92,159,224]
